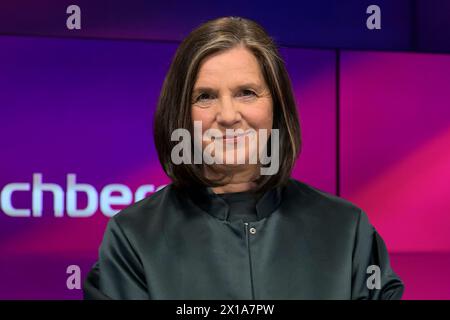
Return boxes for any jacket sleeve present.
[83,217,149,300]
[351,210,405,300]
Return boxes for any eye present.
[195,92,214,102]
[237,89,257,98]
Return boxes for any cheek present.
[192,108,215,130]
[245,101,273,130]
[192,108,217,149]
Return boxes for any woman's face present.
[191,46,273,174]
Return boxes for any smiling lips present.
[220,130,252,143]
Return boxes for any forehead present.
[194,46,264,86]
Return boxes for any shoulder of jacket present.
[109,183,178,228]
[286,178,364,223]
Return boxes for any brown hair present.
[154,16,301,194]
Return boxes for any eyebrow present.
[192,82,264,94]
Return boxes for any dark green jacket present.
[83,178,404,299]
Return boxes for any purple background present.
[0,36,339,299]
[1,0,450,53]
[0,1,449,299]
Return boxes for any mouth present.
[220,130,252,143]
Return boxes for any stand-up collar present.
[184,183,284,221]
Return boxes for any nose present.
[216,95,241,127]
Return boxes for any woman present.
[83,16,404,299]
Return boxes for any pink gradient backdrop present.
[341,51,450,299]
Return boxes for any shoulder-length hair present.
[154,16,301,194]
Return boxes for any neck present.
[206,164,260,194]
[212,181,257,194]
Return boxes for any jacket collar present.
[184,183,284,221]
